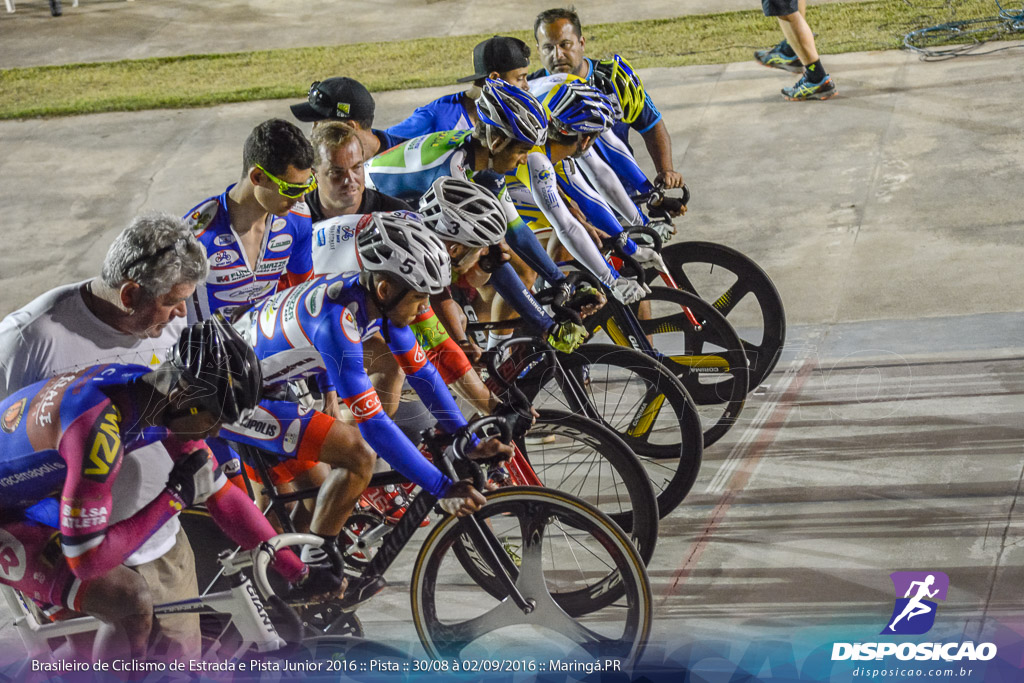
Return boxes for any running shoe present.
[754,40,802,73]
[782,74,837,101]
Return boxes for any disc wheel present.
[651,241,786,388]
[411,488,651,665]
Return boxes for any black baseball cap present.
[456,36,531,83]
[290,77,376,124]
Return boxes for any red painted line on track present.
[659,359,818,604]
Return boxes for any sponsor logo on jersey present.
[0,529,27,582]
[61,504,110,530]
[305,284,327,318]
[83,404,122,482]
[239,407,280,440]
[340,306,361,343]
[213,268,251,285]
[267,234,293,253]
[31,373,78,432]
[283,419,301,454]
[1,398,26,434]
[316,229,326,247]
[259,295,282,340]
[537,167,552,182]
[210,250,239,268]
[213,282,275,303]
[271,218,287,233]
[189,202,217,237]
[345,389,382,422]
[213,233,237,247]
[254,259,288,276]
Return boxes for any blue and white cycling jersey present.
[385,93,474,142]
[183,186,314,321]
[231,273,468,498]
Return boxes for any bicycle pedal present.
[338,574,388,612]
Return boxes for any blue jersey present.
[385,93,473,141]
[234,273,468,498]
[183,186,314,321]
[529,57,663,139]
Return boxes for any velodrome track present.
[1,0,1022,671]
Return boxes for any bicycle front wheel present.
[513,409,659,564]
[411,487,651,666]
[519,344,703,516]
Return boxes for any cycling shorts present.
[762,0,799,17]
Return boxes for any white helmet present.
[477,78,548,148]
[418,177,506,248]
[355,211,451,295]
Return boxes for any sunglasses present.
[255,163,317,199]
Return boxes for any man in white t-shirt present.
[0,211,208,659]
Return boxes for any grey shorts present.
[762,0,800,17]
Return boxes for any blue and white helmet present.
[543,77,616,136]
[477,78,548,148]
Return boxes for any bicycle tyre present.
[516,343,702,516]
[514,409,658,564]
[410,487,651,665]
[626,286,749,447]
[653,241,786,388]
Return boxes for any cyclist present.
[530,7,685,190]
[290,77,406,160]
[507,75,663,304]
[310,186,505,415]
[230,213,511,600]
[0,319,332,661]
[365,79,593,353]
[183,118,317,322]
[386,35,532,140]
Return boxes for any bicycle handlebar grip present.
[453,416,512,460]
[253,533,323,600]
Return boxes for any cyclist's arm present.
[556,159,640,256]
[487,261,554,334]
[410,303,473,385]
[320,323,454,498]
[525,152,619,287]
[282,213,315,288]
[494,182,567,286]
[57,403,187,581]
[578,140,648,225]
[385,106,441,141]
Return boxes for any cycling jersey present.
[232,273,471,498]
[385,93,474,142]
[528,58,663,138]
[183,186,314,321]
[365,131,564,332]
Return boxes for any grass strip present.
[0,0,1005,120]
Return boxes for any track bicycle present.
[196,415,653,665]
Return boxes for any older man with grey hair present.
[0,210,208,659]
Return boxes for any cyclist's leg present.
[0,518,153,661]
[308,419,376,540]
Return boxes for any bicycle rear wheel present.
[411,487,651,666]
[518,344,702,516]
[512,409,659,564]
[653,241,786,388]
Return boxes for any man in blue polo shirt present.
[529,7,684,190]
[386,36,533,141]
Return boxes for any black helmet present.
[169,317,262,423]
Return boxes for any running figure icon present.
[882,571,949,635]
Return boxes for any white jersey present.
[0,281,183,565]
[310,214,365,277]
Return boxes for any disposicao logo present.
[883,571,948,635]
[831,571,997,662]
